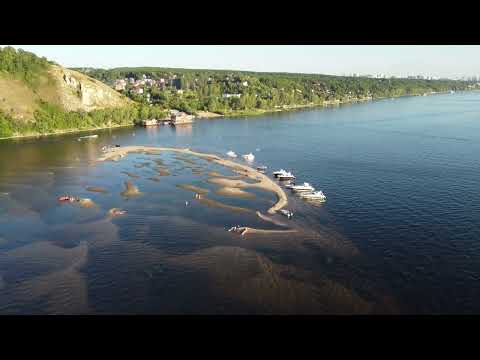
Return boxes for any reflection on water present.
[2,93,479,313]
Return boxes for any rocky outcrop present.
[51,65,131,112]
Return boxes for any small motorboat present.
[78,134,98,141]
[257,166,267,172]
[290,182,315,192]
[242,153,255,162]
[277,171,295,181]
[299,191,327,201]
[279,209,294,219]
[226,150,237,158]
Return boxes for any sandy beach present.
[97,146,288,214]
[195,111,225,119]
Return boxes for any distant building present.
[222,93,242,98]
[142,119,158,126]
[170,111,194,126]
[131,87,144,95]
[114,79,127,91]
[242,81,248,87]
[177,89,184,95]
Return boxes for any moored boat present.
[226,150,237,158]
[277,171,295,180]
[299,191,326,201]
[242,153,255,162]
[78,134,98,141]
[273,169,287,177]
[279,209,294,219]
[290,182,315,192]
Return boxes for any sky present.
[6,45,480,79]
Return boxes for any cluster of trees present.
[75,67,471,114]
[0,102,166,137]
[0,46,53,88]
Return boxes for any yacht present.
[290,182,315,192]
[242,153,255,162]
[273,169,287,177]
[299,191,327,201]
[277,171,295,180]
[226,150,237,158]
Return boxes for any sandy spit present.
[97,146,288,214]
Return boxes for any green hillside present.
[0,47,163,138]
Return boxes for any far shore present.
[0,89,467,140]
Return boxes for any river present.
[1,92,479,314]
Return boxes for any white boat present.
[299,191,327,201]
[242,153,255,162]
[226,150,237,158]
[279,209,294,219]
[78,134,98,141]
[290,182,315,192]
[273,169,287,177]
[277,171,295,180]
[450,90,455,94]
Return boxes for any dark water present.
[1,92,480,314]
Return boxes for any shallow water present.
[1,92,480,314]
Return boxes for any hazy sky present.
[7,45,480,78]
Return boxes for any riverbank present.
[0,123,134,141]
[0,89,465,140]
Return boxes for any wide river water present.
[1,92,479,314]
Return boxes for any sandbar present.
[98,146,288,214]
[176,184,210,195]
[215,187,255,199]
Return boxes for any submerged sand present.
[207,171,245,180]
[156,168,171,176]
[86,186,108,193]
[121,171,140,179]
[176,184,210,195]
[97,146,288,214]
[215,187,255,199]
[196,197,251,214]
[121,181,141,197]
[78,198,96,208]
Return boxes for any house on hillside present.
[114,79,127,91]
[131,87,144,95]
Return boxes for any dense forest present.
[0,46,54,88]
[75,67,473,115]
[0,102,166,138]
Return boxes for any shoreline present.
[97,145,288,214]
[0,123,133,141]
[0,89,467,140]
